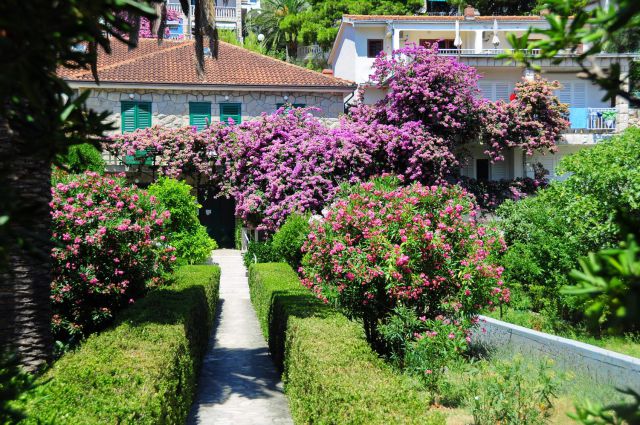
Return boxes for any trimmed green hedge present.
[248,263,444,425]
[19,265,221,424]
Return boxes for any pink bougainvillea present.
[106,45,568,232]
[50,171,176,343]
[300,176,509,347]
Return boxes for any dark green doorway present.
[198,186,236,249]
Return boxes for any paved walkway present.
[188,249,293,425]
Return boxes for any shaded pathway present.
[188,249,293,425]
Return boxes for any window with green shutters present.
[219,103,241,125]
[121,101,153,165]
[276,103,306,111]
[189,102,212,131]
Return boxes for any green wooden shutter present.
[220,103,241,125]
[189,102,212,131]
[121,101,153,165]
[121,101,137,133]
[136,102,152,129]
[276,103,306,112]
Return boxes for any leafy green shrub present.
[148,177,217,264]
[242,240,281,268]
[301,177,508,357]
[18,265,220,424]
[469,355,559,425]
[248,263,445,425]
[271,213,310,270]
[55,143,105,173]
[496,128,640,322]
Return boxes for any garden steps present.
[188,249,293,425]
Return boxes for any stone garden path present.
[188,249,294,425]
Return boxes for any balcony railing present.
[569,107,617,131]
[166,4,237,21]
[297,44,328,60]
[437,48,542,56]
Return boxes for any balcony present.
[166,4,237,22]
[569,107,617,131]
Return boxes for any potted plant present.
[601,110,617,128]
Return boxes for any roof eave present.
[67,80,356,93]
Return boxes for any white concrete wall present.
[85,89,345,134]
[474,315,640,392]
[334,25,388,84]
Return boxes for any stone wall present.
[85,88,346,134]
[473,315,640,392]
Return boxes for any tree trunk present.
[0,119,53,371]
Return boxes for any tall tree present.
[0,0,218,370]
[249,0,309,60]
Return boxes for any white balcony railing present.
[437,48,542,56]
[588,107,617,130]
[166,4,237,21]
[297,44,328,60]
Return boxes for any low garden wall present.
[17,265,221,424]
[474,315,640,392]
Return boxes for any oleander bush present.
[51,171,176,345]
[148,177,217,265]
[496,128,640,326]
[248,263,445,425]
[271,213,310,271]
[300,177,508,382]
[17,265,220,425]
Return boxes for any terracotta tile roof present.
[343,14,545,22]
[61,39,355,89]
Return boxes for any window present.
[121,101,153,165]
[220,103,241,125]
[478,81,515,102]
[419,39,455,50]
[121,101,151,133]
[367,39,384,58]
[276,103,306,112]
[476,159,490,181]
[189,102,212,131]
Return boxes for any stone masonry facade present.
[85,88,346,133]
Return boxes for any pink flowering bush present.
[300,177,509,363]
[214,108,375,231]
[480,78,569,161]
[105,125,231,180]
[50,171,176,344]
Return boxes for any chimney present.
[464,5,477,19]
[322,69,334,76]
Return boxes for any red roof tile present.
[61,39,355,89]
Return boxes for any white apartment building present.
[165,0,260,39]
[328,8,637,181]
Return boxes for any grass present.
[16,265,221,424]
[248,263,444,425]
[485,308,640,358]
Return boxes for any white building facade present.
[328,11,637,181]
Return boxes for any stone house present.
[61,39,354,134]
[60,39,355,248]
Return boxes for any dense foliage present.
[50,171,176,344]
[271,213,310,270]
[148,178,217,265]
[496,128,640,327]
[108,46,566,232]
[300,177,508,379]
[17,265,220,425]
[248,263,445,424]
[55,143,106,174]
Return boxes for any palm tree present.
[0,0,218,370]
[249,0,308,61]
